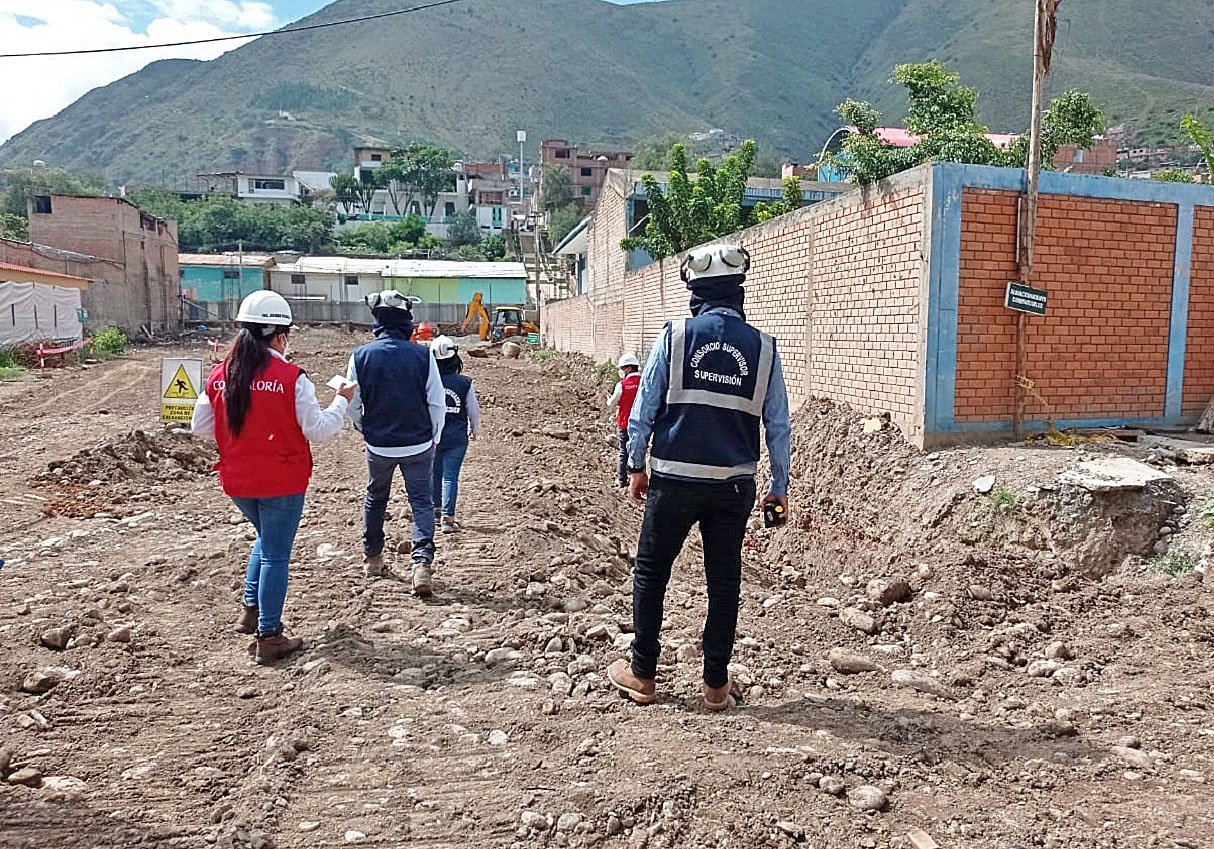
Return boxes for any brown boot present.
[253,631,303,665]
[234,606,258,635]
[702,681,734,712]
[607,659,657,704]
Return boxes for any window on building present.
[444,201,456,217]
[359,169,376,184]
[580,167,593,177]
[581,186,593,196]
[140,213,156,231]
[370,153,382,162]
[555,149,571,159]
[344,274,359,287]
[30,195,51,214]
[253,178,286,191]
[291,273,306,286]
[222,269,240,280]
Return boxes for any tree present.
[547,205,584,246]
[329,174,360,216]
[2,167,104,218]
[480,233,507,261]
[0,213,28,240]
[445,211,481,249]
[378,143,455,216]
[128,185,186,220]
[620,140,757,260]
[540,165,575,211]
[170,195,334,252]
[630,133,687,171]
[750,150,785,178]
[1155,169,1196,184]
[1181,114,1214,177]
[754,177,805,222]
[830,62,1105,186]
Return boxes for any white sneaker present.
[441,516,459,534]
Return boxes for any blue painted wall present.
[181,266,265,302]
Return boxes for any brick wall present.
[542,295,594,357]
[955,189,1176,422]
[546,167,932,440]
[26,196,180,333]
[1183,206,1214,414]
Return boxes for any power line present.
[0,0,470,59]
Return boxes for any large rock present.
[891,669,954,700]
[847,785,888,812]
[21,667,78,695]
[866,578,911,606]
[1058,457,1171,492]
[839,607,878,635]
[39,627,73,651]
[6,767,42,787]
[828,648,878,674]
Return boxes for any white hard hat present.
[431,335,458,360]
[365,290,419,312]
[236,291,293,328]
[680,243,751,283]
[617,352,640,369]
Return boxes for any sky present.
[0,0,664,145]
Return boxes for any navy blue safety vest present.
[440,373,472,445]
[650,310,775,483]
[353,333,434,448]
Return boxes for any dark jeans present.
[630,474,756,688]
[431,439,469,517]
[363,448,435,563]
[616,427,630,488]
[231,493,306,636]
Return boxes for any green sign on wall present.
[1005,281,1048,316]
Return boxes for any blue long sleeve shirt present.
[627,308,793,497]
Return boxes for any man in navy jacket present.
[607,244,792,711]
[346,291,447,596]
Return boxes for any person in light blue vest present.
[607,243,792,711]
[345,291,447,596]
[429,335,481,534]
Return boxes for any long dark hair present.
[224,323,279,436]
[437,353,463,376]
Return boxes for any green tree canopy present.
[378,143,455,216]
[630,133,688,171]
[2,167,105,218]
[540,165,575,211]
[620,140,758,260]
[830,61,1105,186]
[445,211,481,249]
[547,204,584,246]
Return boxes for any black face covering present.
[688,273,746,319]
[372,307,414,338]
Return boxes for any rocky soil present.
[1,328,1212,849]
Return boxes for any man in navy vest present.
[607,243,791,711]
[345,291,447,596]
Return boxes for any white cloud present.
[0,0,272,147]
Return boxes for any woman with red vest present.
[607,353,642,489]
[191,291,354,664]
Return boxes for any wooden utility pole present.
[1013,0,1059,439]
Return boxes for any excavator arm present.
[462,293,491,342]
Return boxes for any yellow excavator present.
[463,293,539,342]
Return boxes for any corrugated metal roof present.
[382,260,528,279]
[179,253,275,268]
[272,256,392,275]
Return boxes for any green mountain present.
[3,0,1212,184]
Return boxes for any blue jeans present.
[431,439,469,517]
[231,493,306,637]
[364,448,435,563]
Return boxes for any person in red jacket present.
[191,291,354,664]
[607,353,642,489]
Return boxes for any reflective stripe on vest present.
[666,317,774,416]
[650,457,758,480]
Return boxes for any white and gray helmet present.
[365,290,420,312]
[680,243,751,284]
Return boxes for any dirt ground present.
[1,327,1213,849]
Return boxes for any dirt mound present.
[32,427,215,517]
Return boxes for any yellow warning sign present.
[160,404,195,423]
[163,364,198,400]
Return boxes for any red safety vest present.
[616,373,641,430]
[205,356,313,498]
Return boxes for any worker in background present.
[607,244,791,711]
[606,352,642,489]
[429,336,481,534]
[192,291,354,664]
[411,321,435,344]
[346,291,447,596]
